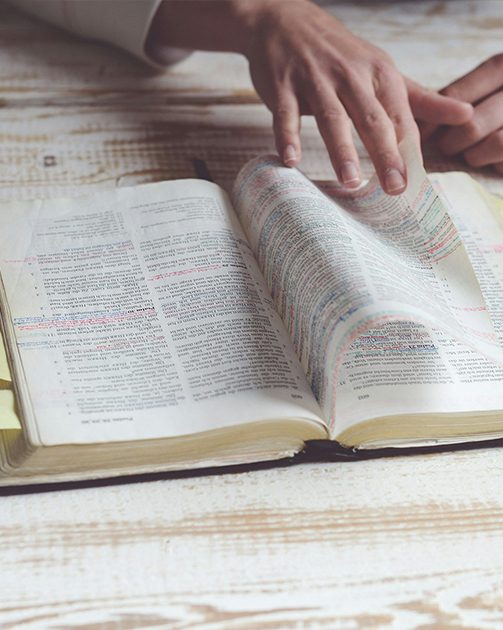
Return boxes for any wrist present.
[147,0,311,59]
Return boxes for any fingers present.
[407,78,473,145]
[438,90,503,156]
[274,54,417,194]
[276,72,449,195]
[376,72,420,148]
[463,130,503,168]
[273,89,302,167]
[417,120,437,144]
[267,40,430,193]
[310,63,418,195]
[338,74,409,194]
[430,54,503,170]
[308,87,362,189]
[441,54,503,104]
[345,96,406,194]
[407,78,473,125]
[409,55,503,171]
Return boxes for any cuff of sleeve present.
[14,0,192,68]
[70,0,190,68]
[146,45,192,68]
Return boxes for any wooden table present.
[2,1,503,627]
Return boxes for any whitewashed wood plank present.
[1,103,502,204]
[1,449,503,628]
[327,0,503,89]
[0,104,336,198]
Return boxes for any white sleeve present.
[11,0,190,67]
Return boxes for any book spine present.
[302,440,361,461]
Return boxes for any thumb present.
[406,78,473,125]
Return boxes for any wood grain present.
[0,103,339,197]
[2,1,503,628]
[2,450,503,628]
[1,104,501,203]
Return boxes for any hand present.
[422,55,503,174]
[148,0,472,193]
[245,0,472,194]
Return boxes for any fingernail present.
[384,168,406,193]
[283,145,297,166]
[340,161,360,187]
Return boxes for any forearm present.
[146,0,307,58]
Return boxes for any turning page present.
[233,145,503,438]
[333,173,503,445]
[0,180,324,446]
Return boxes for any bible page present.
[232,144,503,437]
[333,173,503,445]
[0,180,325,446]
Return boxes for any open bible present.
[1,142,503,485]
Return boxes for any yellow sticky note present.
[0,389,21,430]
[0,329,19,429]
[473,181,503,227]
[489,193,503,223]
[0,332,11,383]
